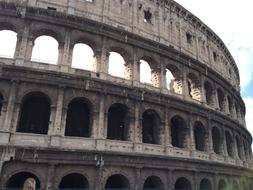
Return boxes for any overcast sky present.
[174,0,253,135]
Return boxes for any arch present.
[17,92,51,134]
[31,35,59,64]
[187,73,201,101]
[232,180,239,190]
[105,174,130,190]
[6,172,41,189]
[108,51,126,78]
[165,64,182,94]
[72,43,96,71]
[204,81,214,106]
[59,173,89,190]
[0,30,17,58]
[225,131,234,157]
[65,98,92,137]
[175,177,192,190]
[212,126,222,154]
[193,121,207,151]
[107,103,129,141]
[199,178,212,190]
[143,176,163,190]
[218,179,227,190]
[140,59,152,84]
[236,136,242,159]
[217,88,225,112]
[142,109,161,144]
[171,115,188,148]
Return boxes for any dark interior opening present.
[218,180,226,190]
[107,103,128,141]
[0,93,3,115]
[200,178,212,190]
[143,176,162,190]
[142,110,160,144]
[217,89,225,112]
[171,116,187,148]
[187,80,192,98]
[194,121,206,151]
[59,173,89,190]
[175,177,192,190]
[144,8,152,23]
[65,98,91,137]
[105,174,130,190]
[236,136,242,159]
[204,82,213,105]
[212,127,222,154]
[17,92,50,134]
[6,172,41,189]
[186,33,192,44]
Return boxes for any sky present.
[174,0,253,136]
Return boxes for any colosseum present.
[0,0,252,189]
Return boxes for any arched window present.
[108,52,126,78]
[171,116,188,148]
[187,73,201,101]
[204,81,214,106]
[200,178,212,190]
[212,127,222,154]
[218,180,227,190]
[166,64,182,94]
[142,109,160,144]
[194,121,206,151]
[0,30,17,58]
[107,103,129,141]
[175,177,192,190]
[6,172,41,190]
[143,176,163,190]
[0,93,3,115]
[140,59,152,84]
[217,89,225,112]
[225,131,234,157]
[17,92,50,134]
[59,173,89,190]
[72,43,95,71]
[105,174,130,190]
[31,35,58,64]
[65,98,91,137]
[236,136,242,159]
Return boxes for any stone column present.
[67,0,77,14]
[134,167,141,190]
[98,38,109,80]
[151,67,161,88]
[182,66,189,98]
[59,30,71,71]
[97,94,105,139]
[0,99,7,130]
[3,81,18,132]
[200,75,206,103]
[188,115,195,154]
[51,87,64,136]
[47,105,56,136]
[207,118,213,155]
[46,164,55,190]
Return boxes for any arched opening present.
[236,136,242,159]
[165,64,182,94]
[187,73,201,101]
[143,176,163,190]
[218,180,227,190]
[200,178,212,190]
[142,109,160,144]
[217,89,225,112]
[105,174,130,190]
[204,81,214,106]
[212,127,222,154]
[31,35,58,64]
[17,92,50,134]
[6,172,41,189]
[171,116,188,148]
[175,177,192,190]
[0,93,3,115]
[140,59,152,84]
[232,180,239,190]
[72,43,95,71]
[107,103,129,141]
[225,131,234,157]
[59,173,89,190]
[108,52,126,78]
[243,141,249,159]
[194,121,206,151]
[65,98,91,137]
[0,30,17,58]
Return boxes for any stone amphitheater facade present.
[0,0,252,189]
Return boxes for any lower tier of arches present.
[0,147,252,190]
